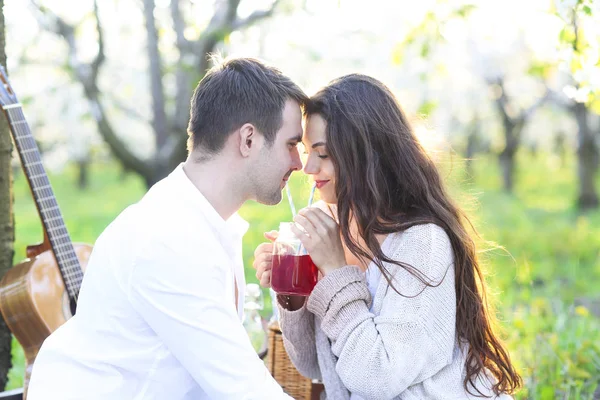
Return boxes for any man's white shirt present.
[27,164,291,400]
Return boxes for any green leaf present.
[539,385,555,399]
[454,4,477,18]
[588,96,600,115]
[421,41,431,58]
[570,55,583,74]
[582,5,592,15]
[559,26,576,45]
[418,100,438,117]
[528,61,553,79]
[571,367,592,379]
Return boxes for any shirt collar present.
[168,164,249,244]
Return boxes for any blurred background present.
[1,0,599,398]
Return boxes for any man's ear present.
[238,123,261,157]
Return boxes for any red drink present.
[271,254,318,296]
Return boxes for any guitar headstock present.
[0,65,19,109]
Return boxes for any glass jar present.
[271,222,318,296]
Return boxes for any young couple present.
[28,57,521,399]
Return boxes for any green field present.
[6,151,600,399]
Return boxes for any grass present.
[5,150,600,399]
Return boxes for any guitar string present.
[9,109,84,293]
[8,107,84,296]
[8,111,82,274]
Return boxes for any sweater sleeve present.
[277,301,322,380]
[306,224,456,400]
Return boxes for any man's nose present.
[291,147,303,171]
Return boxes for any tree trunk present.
[33,0,281,189]
[77,159,89,190]
[499,148,515,193]
[499,120,521,193]
[553,131,567,168]
[488,76,545,193]
[465,132,475,180]
[0,0,15,389]
[464,118,480,180]
[142,0,168,151]
[573,103,599,210]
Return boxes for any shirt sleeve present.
[128,239,291,400]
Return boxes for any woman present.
[253,74,521,399]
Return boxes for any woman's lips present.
[315,180,330,189]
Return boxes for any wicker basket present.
[266,321,323,400]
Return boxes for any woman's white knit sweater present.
[278,224,513,400]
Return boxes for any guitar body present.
[0,243,92,392]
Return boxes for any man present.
[28,57,307,399]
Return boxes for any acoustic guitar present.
[0,66,92,396]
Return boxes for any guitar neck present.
[7,106,83,301]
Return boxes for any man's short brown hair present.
[187,57,308,154]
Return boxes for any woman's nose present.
[303,154,319,175]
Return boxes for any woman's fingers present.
[292,214,316,239]
[291,207,346,275]
[294,207,338,241]
[259,270,271,288]
[264,230,278,242]
[300,207,337,229]
[254,242,273,259]
[253,241,274,286]
[253,252,272,273]
[254,258,273,286]
[290,221,312,247]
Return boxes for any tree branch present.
[142,0,168,150]
[520,89,549,122]
[166,0,282,166]
[171,0,195,148]
[90,0,105,84]
[487,76,514,133]
[103,93,148,122]
[86,95,153,178]
[30,0,152,179]
[193,0,279,69]
[169,0,246,166]
[170,0,191,53]
[232,0,281,30]
[488,76,547,124]
[194,0,240,69]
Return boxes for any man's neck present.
[182,156,245,220]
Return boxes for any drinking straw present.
[307,182,317,207]
[285,183,296,217]
[298,183,318,256]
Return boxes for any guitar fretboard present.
[8,107,83,301]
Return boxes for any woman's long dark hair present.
[305,74,521,396]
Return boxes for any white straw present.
[285,183,296,217]
[298,182,317,256]
[307,182,317,207]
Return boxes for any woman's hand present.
[291,207,347,275]
[252,231,278,288]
